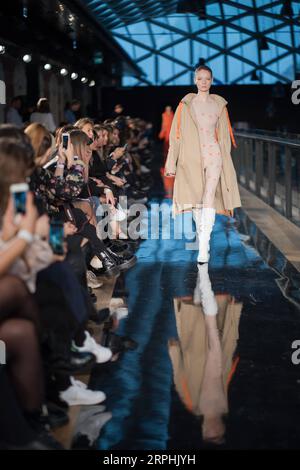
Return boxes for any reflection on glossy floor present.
[91,199,300,450]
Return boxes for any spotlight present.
[44,63,52,71]
[71,72,78,80]
[81,77,88,84]
[89,80,95,87]
[23,54,32,63]
[0,45,5,55]
[60,68,68,76]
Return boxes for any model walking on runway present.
[165,65,241,263]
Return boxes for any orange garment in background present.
[160,167,175,199]
[159,110,174,163]
[159,109,175,198]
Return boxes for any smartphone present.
[49,220,64,255]
[62,133,69,150]
[9,183,29,214]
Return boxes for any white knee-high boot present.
[193,263,218,316]
[192,207,202,233]
[197,207,216,263]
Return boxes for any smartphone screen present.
[9,183,29,214]
[49,221,64,255]
[62,133,69,150]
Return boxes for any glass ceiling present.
[81,0,300,86]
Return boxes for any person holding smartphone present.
[25,124,86,216]
[0,192,39,276]
[55,133,78,176]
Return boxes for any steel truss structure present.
[81,1,300,85]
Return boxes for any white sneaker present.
[70,377,87,390]
[111,307,128,321]
[90,256,103,270]
[109,206,127,222]
[87,270,103,289]
[109,298,125,310]
[60,383,106,406]
[73,331,112,363]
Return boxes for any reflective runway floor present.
[91,198,300,450]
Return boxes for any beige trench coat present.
[169,296,242,416]
[164,93,241,217]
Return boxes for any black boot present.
[105,240,135,255]
[106,247,137,271]
[81,241,93,266]
[97,250,120,277]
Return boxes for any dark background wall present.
[101,84,300,134]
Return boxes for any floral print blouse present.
[30,161,85,214]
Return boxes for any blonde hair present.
[69,129,90,181]
[25,123,53,162]
[74,118,94,129]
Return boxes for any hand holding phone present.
[113,147,125,160]
[49,220,65,255]
[2,196,19,241]
[18,192,39,234]
[62,133,69,150]
[10,182,29,215]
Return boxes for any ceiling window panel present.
[158,56,175,84]
[240,41,258,64]
[175,72,191,86]
[81,1,298,85]
[226,28,246,48]
[207,56,225,84]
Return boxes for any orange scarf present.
[176,101,237,149]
